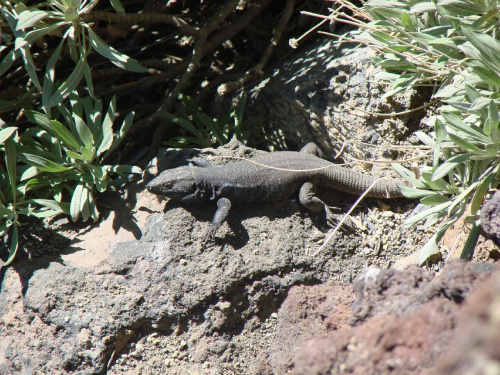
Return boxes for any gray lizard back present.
[192,151,402,202]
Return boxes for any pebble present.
[179,259,188,266]
[164,358,173,367]
[129,351,142,358]
[381,211,394,217]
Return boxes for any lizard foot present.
[202,225,218,243]
[325,206,354,232]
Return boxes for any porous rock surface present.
[266,260,499,375]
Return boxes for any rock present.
[264,260,498,375]
[481,189,500,246]
[248,38,428,162]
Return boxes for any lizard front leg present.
[204,197,232,241]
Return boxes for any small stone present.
[381,211,395,218]
[270,312,278,319]
[179,259,188,266]
[179,340,188,350]
[64,316,70,322]
[103,336,112,345]
[129,351,142,358]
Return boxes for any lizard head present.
[147,166,197,201]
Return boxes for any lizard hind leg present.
[299,182,350,228]
[299,182,335,225]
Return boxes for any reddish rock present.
[269,282,355,374]
[269,260,499,375]
[437,270,500,374]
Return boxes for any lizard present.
[147,143,405,240]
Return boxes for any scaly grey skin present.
[147,143,404,240]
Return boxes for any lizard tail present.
[321,165,404,199]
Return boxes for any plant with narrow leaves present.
[0,0,147,111]
[0,127,69,267]
[318,0,500,263]
[157,92,257,148]
[23,94,142,222]
[0,94,141,267]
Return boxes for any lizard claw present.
[325,206,354,231]
[202,223,221,243]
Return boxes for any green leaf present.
[442,113,489,143]
[0,49,19,77]
[0,206,14,219]
[66,150,85,160]
[80,146,95,162]
[74,114,94,149]
[405,201,450,227]
[16,9,48,30]
[2,224,19,267]
[399,186,438,199]
[470,173,496,214]
[448,182,479,215]
[70,182,85,222]
[18,44,42,91]
[486,100,500,140]
[96,97,115,156]
[81,187,90,222]
[110,0,126,16]
[434,84,462,98]
[43,37,65,110]
[410,2,436,13]
[87,28,148,73]
[437,0,487,17]
[417,227,446,266]
[0,127,17,144]
[102,111,135,159]
[414,131,436,146]
[198,113,227,144]
[421,194,450,205]
[391,163,427,188]
[448,134,482,153]
[31,199,69,214]
[19,153,72,172]
[83,62,96,99]
[460,222,480,260]
[432,153,472,181]
[22,24,60,45]
[485,143,500,156]
[49,120,81,151]
[435,120,447,144]
[470,66,500,87]
[20,166,39,182]
[469,97,490,112]
[5,139,17,203]
[105,165,142,174]
[156,110,204,138]
[25,110,51,128]
[43,55,86,108]
[461,27,500,75]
